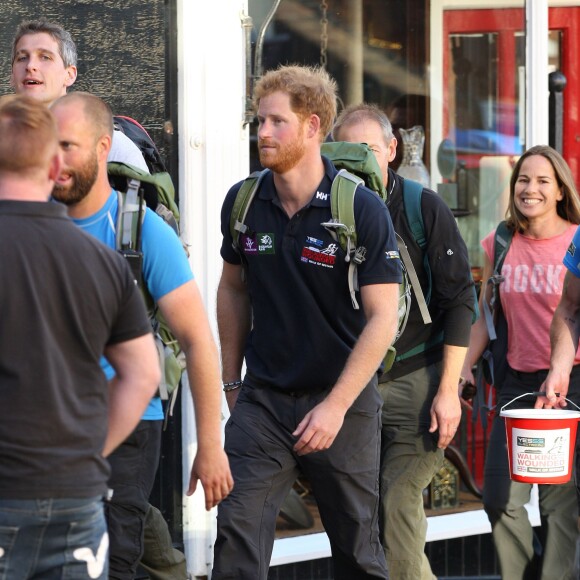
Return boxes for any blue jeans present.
[0,496,108,579]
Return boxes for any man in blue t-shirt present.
[50,91,233,579]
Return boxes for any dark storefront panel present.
[0,0,181,550]
[248,0,429,173]
[0,0,177,180]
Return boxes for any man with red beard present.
[50,91,233,580]
[213,65,401,580]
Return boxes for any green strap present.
[401,178,432,319]
[330,169,362,254]
[402,178,426,250]
[327,169,364,309]
[229,169,269,250]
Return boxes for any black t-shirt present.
[381,169,475,380]
[0,201,151,499]
[221,157,402,392]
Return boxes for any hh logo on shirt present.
[242,233,275,255]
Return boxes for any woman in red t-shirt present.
[461,145,580,580]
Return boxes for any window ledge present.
[271,504,541,567]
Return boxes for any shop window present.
[248,0,429,174]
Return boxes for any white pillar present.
[525,0,549,147]
[177,0,249,576]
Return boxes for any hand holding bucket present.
[500,392,580,484]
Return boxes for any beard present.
[258,130,306,174]
[52,153,99,206]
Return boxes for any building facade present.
[1,1,578,577]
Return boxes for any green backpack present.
[108,161,187,417]
[229,141,432,371]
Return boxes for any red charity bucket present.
[500,395,580,484]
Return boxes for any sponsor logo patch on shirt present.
[241,233,275,255]
[567,241,576,257]
[306,236,324,248]
[301,241,338,268]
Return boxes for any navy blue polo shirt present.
[220,156,402,393]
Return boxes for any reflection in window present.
[446,31,525,271]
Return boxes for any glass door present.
[443,5,580,270]
[443,8,526,270]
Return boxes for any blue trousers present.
[212,380,388,580]
[0,496,107,579]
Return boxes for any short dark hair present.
[12,19,77,68]
[52,92,114,140]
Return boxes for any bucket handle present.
[501,391,580,414]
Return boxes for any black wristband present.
[223,380,243,392]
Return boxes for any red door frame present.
[443,7,580,182]
[549,8,580,180]
[443,7,580,486]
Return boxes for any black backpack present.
[473,220,513,428]
[113,115,168,174]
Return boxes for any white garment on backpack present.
[109,130,150,173]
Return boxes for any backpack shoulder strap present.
[115,181,144,252]
[230,169,269,251]
[329,169,362,253]
[325,169,364,309]
[115,189,153,310]
[397,235,432,325]
[482,221,513,340]
[493,220,513,274]
[401,178,431,321]
[402,178,426,250]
